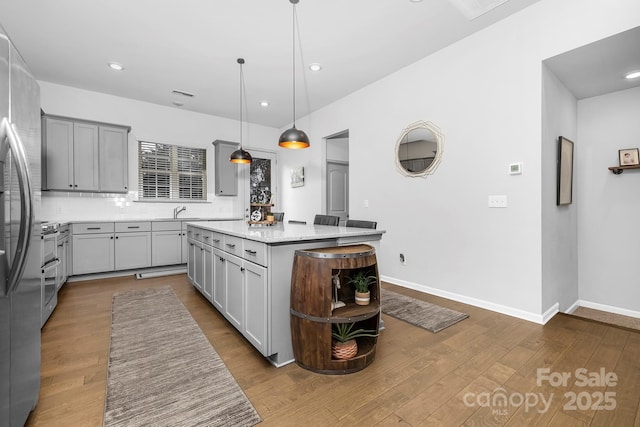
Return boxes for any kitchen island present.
[185,220,385,367]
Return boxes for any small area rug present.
[381,288,469,333]
[103,286,261,427]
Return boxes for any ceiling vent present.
[172,89,195,98]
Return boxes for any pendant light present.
[278,0,310,149]
[230,58,252,163]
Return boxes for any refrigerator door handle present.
[1,117,34,295]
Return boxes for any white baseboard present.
[575,300,640,319]
[565,299,580,314]
[379,275,552,325]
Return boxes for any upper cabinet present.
[212,140,239,196]
[42,114,131,193]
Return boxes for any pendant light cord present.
[291,1,296,128]
[239,60,243,148]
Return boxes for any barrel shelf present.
[290,244,380,374]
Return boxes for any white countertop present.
[185,220,385,244]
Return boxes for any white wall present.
[278,0,640,322]
[541,65,578,313]
[39,82,280,221]
[577,86,640,314]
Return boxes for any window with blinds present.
[138,141,207,200]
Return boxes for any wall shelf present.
[608,165,640,175]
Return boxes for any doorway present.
[325,131,349,225]
[241,149,277,222]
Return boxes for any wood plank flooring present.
[26,275,640,426]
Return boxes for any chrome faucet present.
[173,205,186,219]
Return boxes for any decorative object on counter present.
[347,270,377,306]
[229,58,252,164]
[557,136,574,205]
[395,120,444,179]
[104,287,261,427]
[331,322,378,360]
[290,166,304,187]
[278,0,310,149]
[380,287,469,333]
[265,212,275,222]
[618,148,639,166]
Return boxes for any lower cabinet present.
[115,231,151,270]
[72,232,114,275]
[187,227,268,356]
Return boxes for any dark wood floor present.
[27,274,640,426]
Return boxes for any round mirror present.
[395,120,444,178]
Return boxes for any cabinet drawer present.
[115,221,151,232]
[153,221,181,231]
[203,231,223,249]
[243,239,267,266]
[72,222,114,234]
[223,235,242,256]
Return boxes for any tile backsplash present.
[41,191,241,222]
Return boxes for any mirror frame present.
[394,120,444,179]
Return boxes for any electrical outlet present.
[399,253,406,265]
[488,195,508,208]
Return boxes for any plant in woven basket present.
[331,322,378,360]
[346,270,377,305]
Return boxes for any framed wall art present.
[291,166,304,188]
[557,136,574,206]
[619,148,639,166]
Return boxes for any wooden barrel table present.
[290,244,380,374]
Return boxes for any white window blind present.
[138,141,207,200]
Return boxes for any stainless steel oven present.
[41,222,60,326]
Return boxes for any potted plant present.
[347,270,377,305]
[331,322,378,360]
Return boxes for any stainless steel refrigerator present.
[0,23,42,427]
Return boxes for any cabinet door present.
[243,260,268,355]
[73,122,100,191]
[224,253,244,329]
[212,248,225,312]
[72,233,114,275]
[99,125,128,192]
[194,241,204,293]
[213,140,238,196]
[187,239,197,284]
[202,244,214,301]
[43,117,74,190]
[152,230,182,266]
[115,231,151,270]
[181,224,188,263]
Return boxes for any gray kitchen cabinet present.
[203,244,214,301]
[42,114,130,193]
[212,248,225,311]
[152,221,183,266]
[223,252,244,330]
[181,221,189,263]
[212,140,238,196]
[243,260,268,354]
[72,232,114,275]
[114,222,152,270]
[99,125,128,192]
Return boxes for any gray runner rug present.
[381,288,469,333]
[103,286,261,427]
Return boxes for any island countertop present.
[185,220,385,244]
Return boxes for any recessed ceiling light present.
[409,0,423,2]
[309,63,322,72]
[108,62,124,71]
[625,70,640,79]
[172,101,184,107]
[260,101,270,107]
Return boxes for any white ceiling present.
[1,0,544,128]
[544,26,640,100]
[3,1,637,129]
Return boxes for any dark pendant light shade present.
[230,147,252,163]
[278,126,309,149]
[279,0,310,149]
[230,58,252,163]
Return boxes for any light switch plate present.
[509,162,522,175]
[488,195,508,208]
